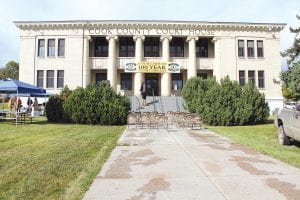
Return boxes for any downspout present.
[81,25,85,87]
[234,36,238,81]
[33,35,37,85]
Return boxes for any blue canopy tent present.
[0,78,47,124]
[0,78,46,94]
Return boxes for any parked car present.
[274,101,300,145]
[284,102,296,109]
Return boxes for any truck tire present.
[278,125,290,145]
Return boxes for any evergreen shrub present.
[182,76,269,126]
[63,81,130,125]
[45,95,64,122]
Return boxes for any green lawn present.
[0,119,125,200]
[207,122,300,169]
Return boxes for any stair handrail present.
[152,88,157,112]
[135,95,141,113]
[175,90,180,112]
[159,96,164,113]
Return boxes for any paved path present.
[83,125,300,200]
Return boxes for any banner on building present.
[125,62,180,73]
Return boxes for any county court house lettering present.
[15,20,286,111]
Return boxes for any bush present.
[63,82,130,125]
[45,95,64,122]
[182,76,269,126]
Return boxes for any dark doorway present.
[145,73,159,96]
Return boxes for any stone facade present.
[15,20,286,111]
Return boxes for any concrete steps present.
[129,96,186,113]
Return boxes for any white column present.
[187,36,198,79]
[160,35,172,96]
[83,36,91,87]
[106,35,118,90]
[212,37,221,81]
[133,35,145,96]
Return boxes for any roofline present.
[13,19,287,27]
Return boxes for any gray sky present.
[0,0,299,69]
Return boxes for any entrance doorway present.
[145,73,159,96]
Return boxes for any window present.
[144,37,160,57]
[37,70,44,88]
[247,40,255,58]
[37,39,45,57]
[58,39,65,57]
[95,73,107,84]
[47,39,55,57]
[46,70,54,88]
[248,70,255,85]
[258,71,265,88]
[196,39,208,57]
[57,70,64,88]
[120,73,132,90]
[197,73,208,79]
[172,73,183,90]
[170,38,184,57]
[94,37,108,57]
[239,71,245,86]
[238,40,244,57]
[257,40,264,58]
[119,37,135,57]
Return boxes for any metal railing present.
[159,96,164,113]
[152,89,157,112]
[135,95,142,113]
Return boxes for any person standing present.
[16,98,22,113]
[140,82,147,106]
[27,97,33,113]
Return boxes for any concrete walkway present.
[83,125,300,200]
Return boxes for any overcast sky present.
[0,0,299,69]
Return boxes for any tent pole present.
[16,90,18,126]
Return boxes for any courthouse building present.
[15,20,285,110]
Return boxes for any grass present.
[0,118,125,200]
[207,121,300,169]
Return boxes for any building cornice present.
[14,20,286,32]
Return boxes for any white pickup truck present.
[274,101,300,145]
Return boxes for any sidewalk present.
[83,125,300,200]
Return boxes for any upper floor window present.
[37,70,44,88]
[58,39,65,57]
[47,39,55,57]
[196,39,208,57]
[238,40,245,57]
[170,37,184,57]
[57,70,64,88]
[119,37,135,57]
[37,39,45,57]
[144,37,160,57]
[258,70,265,88]
[94,37,108,57]
[248,70,255,85]
[247,40,255,58]
[257,40,264,58]
[239,70,245,86]
[46,70,54,88]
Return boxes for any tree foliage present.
[281,15,300,100]
[281,15,300,65]
[0,60,19,80]
[281,62,300,100]
[182,76,269,126]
